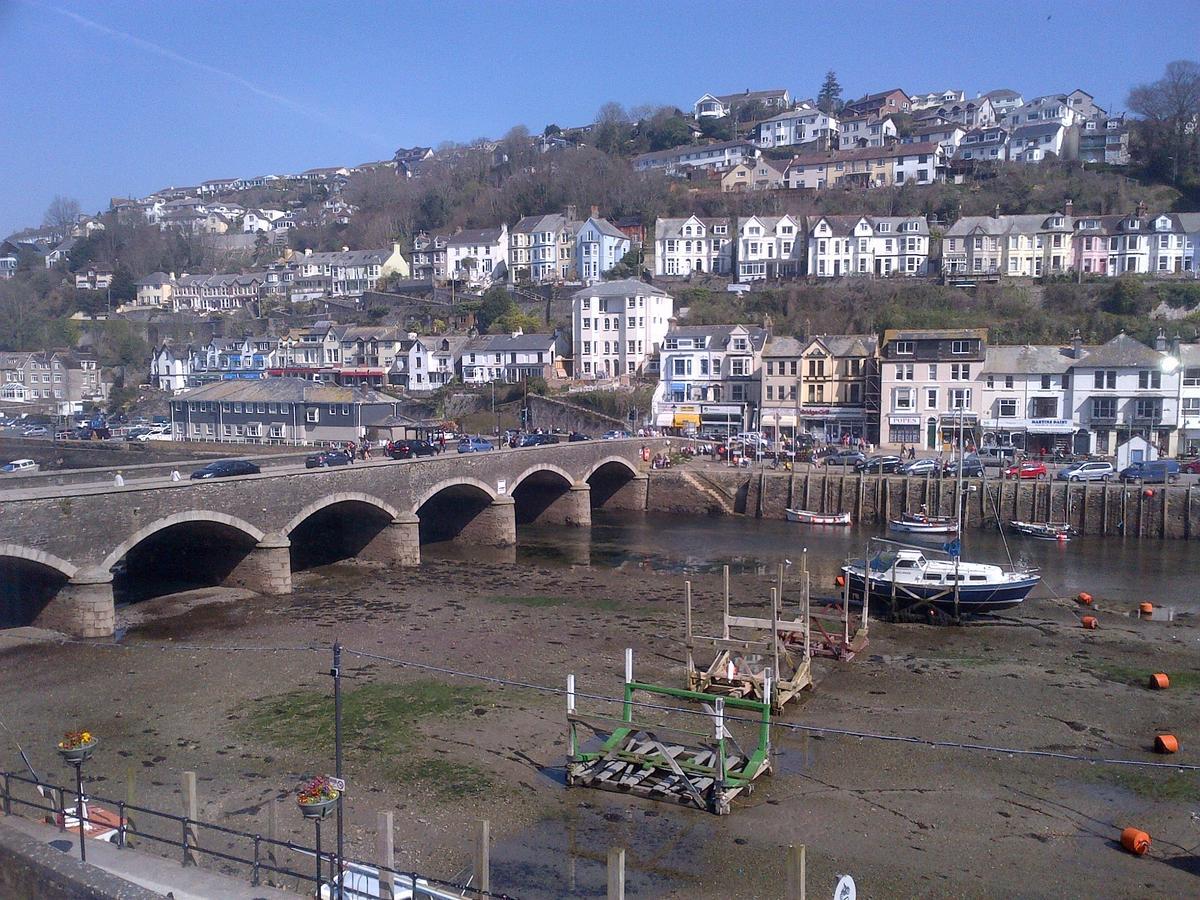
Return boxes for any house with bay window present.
[735,215,803,281]
[573,280,673,380]
[652,324,767,434]
[510,211,579,283]
[806,215,930,278]
[1178,343,1200,455]
[978,344,1075,453]
[654,216,734,277]
[576,216,631,284]
[878,328,987,449]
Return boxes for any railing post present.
[181,771,200,866]
[2,773,10,815]
[181,815,190,867]
[252,834,261,886]
[117,801,127,848]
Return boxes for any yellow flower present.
[81,732,92,743]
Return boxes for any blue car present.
[457,436,494,453]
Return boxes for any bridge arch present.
[0,544,79,581]
[510,464,581,526]
[0,545,78,629]
[286,492,402,570]
[586,456,642,509]
[415,477,507,545]
[412,477,498,515]
[102,511,266,572]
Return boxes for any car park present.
[1002,461,1048,480]
[855,454,902,474]
[457,436,494,453]
[898,457,941,477]
[1118,460,1180,484]
[190,459,261,479]
[387,439,437,459]
[822,449,866,468]
[305,450,353,468]
[1056,461,1114,482]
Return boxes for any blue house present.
[575,217,632,284]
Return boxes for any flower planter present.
[57,740,97,764]
[297,794,338,819]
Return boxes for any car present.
[942,456,984,478]
[822,449,866,468]
[1183,458,1200,475]
[519,433,560,447]
[305,450,353,468]
[457,436,494,453]
[190,459,261,479]
[387,439,437,459]
[602,430,631,440]
[1119,460,1180,484]
[1056,461,1114,482]
[568,432,591,442]
[1002,461,1048,480]
[21,425,48,436]
[899,457,941,477]
[1,458,39,474]
[124,426,152,442]
[855,454,903,474]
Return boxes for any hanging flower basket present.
[57,731,96,764]
[296,776,339,819]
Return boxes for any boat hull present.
[787,509,851,526]
[888,520,958,535]
[841,568,1038,614]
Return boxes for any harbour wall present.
[646,469,1200,540]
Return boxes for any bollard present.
[607,847,626,900]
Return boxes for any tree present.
[476,286,514,332]
[43,195,81,239]
[108,266,138,305]
[543,123,561,137]
[1128,60,1200,185]
[817,70,843,115]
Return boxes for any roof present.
[1074,333,1166,369]
[983,88,1022,100]
[654,217,731,239]
[882,328,987,343]
[511,213,570,236]
[446,227,506,246]
[846,88,909,107]
[713,89,789,105]
[982,344,1074,375]
[664,324,768,351]
[814,333,879,358]
[762,336,805,358]
[299,248,395,266]
[136,272,173,286]
[788,141,940,166]
[633,139,757,165]
[175,377,400,404]
[944,213,1072,237]
[573,279,670,299]
[466,332,558,353]
[581,217,629,240]
[1011,122,1065,141]
[806,215,929,236]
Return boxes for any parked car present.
[21,425,48,436]
[602,430,631,440]
[124,426,152,442]
[898,457,940,477]
[457,436,494,453]
[1002,461,1048,480]
[568,432,591,442]
[387,439,437,460]
[822,449,866,468]
[977,445,1019,463]
[855,454,902,474]
[1183,458,1200,475]
[190,459,261,479]
[519,433,561,447]
[1,458,39,474]
[1056,461,1114,482]
[1119,460,1180,484]
[305,450,352,468]
[942,456,984,478]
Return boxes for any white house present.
[734,215,804,282]
[575,217,631,284]
[978,344,1075,453]
[510,212,577,283]
[1178,343,1200,456]
[753,106,838,150]
[901,123,966,155]
[653,216,734,277]
[1009,122,1073,162]
[149,343,192,394]
[910,89,966,111]
[653,324,768,434]
[693,89,791,120]
[955,126,1010,163]
[806,215,930,278]
[290,244,409,301]
[459,331,561,384]
[573,279,673,379]
[446,226,509,287]
[839,115,897,148]
[632,140,759,174]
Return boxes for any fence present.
[0,769,506,899]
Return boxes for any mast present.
[954,406,963,620]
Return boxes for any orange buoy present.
[1077,592,1093,606]
[1149,673,1170,690]
[1081,615,1098,630]
[1154,734,1179,754]
[835,575,846,587]
[1138,602,1154,616]
[1121,827,1151,856]
[1143,488,1154,498]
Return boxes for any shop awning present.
[761,413,797,427]
[673,412,701,426]
[655,412,674,427]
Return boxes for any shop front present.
[760,409,798,445]
[886,415,921,447]
[937,412,980,451]
[654,402,745,436]
[980,418,1076,454]
[798,406,867,444]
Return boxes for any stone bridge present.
[0,440,656,638]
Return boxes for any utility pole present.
[331,642,344,894]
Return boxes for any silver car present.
[1056,461,1114,482]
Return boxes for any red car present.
[1183,459,1200,475]
[1003,461,1048,480]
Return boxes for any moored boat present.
[841,544,1039,614]
[888,513,958,535]
[786,508,851,526]
[1010,521,1073,541]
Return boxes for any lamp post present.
[57,733,96,862]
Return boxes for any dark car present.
[305,450,352,468]
[387,439,437,460]
[568,432,591,442]
[855,454,903,474]
[942,456,984,478]
[823,449,866,468]
[1119,460,1180,484]
[519,433,561,447]
[190,460,261,479]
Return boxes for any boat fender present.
[1138,602,1154,616]
[835,575,846,588]
[1080,615,1098,630]
[1148,673,1170,690]
[1143,488,1154,498]
[1154,734,1178,754]
[1120,827,1151,856]
[641,446,650,462]
[1076,592,1093,606]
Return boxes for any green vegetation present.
[1091,767,1200,802]
[1086,663,1200,691]
[488,594,619,612]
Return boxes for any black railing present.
[0,770,511,899]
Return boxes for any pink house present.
[1073,216,1110,275]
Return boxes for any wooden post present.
[181,771,200,867]
[776,563,785,609]
[1186,485,1193,539]
[567,674,577,758]
[786,844,807,900]
[803,472,810,511]
[1101,483,1109,534]
[856,474,864,523]
[770,588,780,707]
[722,565,731,640]
[123,765,138,849]
[624,647,633,684]
[607,847,626,900]
[684,581,694,679]
[1162,486,1169,539]
[475,819,490,895]
[377,811,395,900]
[267,798,279,877]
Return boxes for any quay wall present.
[646,469,1200,540]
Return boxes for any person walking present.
[347,441,356,463]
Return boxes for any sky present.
[1,0,1198,238]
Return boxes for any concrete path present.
[1,812,300,899]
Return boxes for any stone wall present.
[526,395,626,436]
[0,819,158,900]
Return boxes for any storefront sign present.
[889,416,920,426]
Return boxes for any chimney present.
[510,328,523,338]
[392,241,401,256]
[1064,198,1073,218]
[304,248,312,257]
[342,246,349,252]
[565,204,577,221]
[407,332,417,341]
[1136,199,1148,219]
[1155,327,1167,352]
[1071,329,1083,360]
[590,205,599,219]
[169,271,176,281]
[993,204,1001,219]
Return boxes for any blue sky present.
[1,0,1197,238]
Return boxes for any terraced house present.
[652,324,768,434]
[943,211,1074,277]
[654,216,734,276]
[289,244,408,301]
[510,211,579,283]
[172,272,264,312]
[735,215,804,281]
[806,215,930,277]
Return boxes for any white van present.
[1,458,39,474]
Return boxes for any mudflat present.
[2,555,1197,898]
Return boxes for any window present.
[951,340,971,354]
[896,363,914,381]
[1093,370,1116,389]
[731,384,745,402]
[926,388,938,409]
[894,387,915,410]
[730,358,749,377]
[894,341,914,355]
[1138,370,1162,390]
[766,385,774,400]
[1135,399,1162,420]
[998,399,1018,417]
[1183,398,1200,415]
[928,364,937,380]
[1183,367,1200,387]
[1091,397,1116,419]
[951,363,970,380]
[306,408,319,423]
[949,389,972,409]
[672,358,689,377]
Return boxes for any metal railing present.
[0,770,510,899]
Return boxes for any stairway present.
[679,470,737,516]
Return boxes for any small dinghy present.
[888,512,958,535]
[786,509,851,526]
[1010,521,1073,541]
